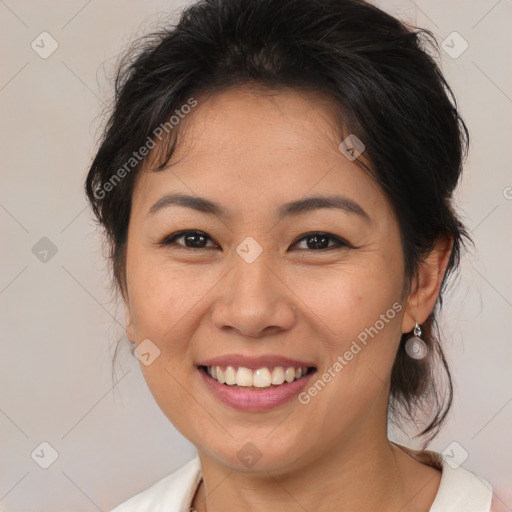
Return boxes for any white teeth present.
[225,366,236,385]
[236,367,253,386]
[284,367,296,383]
[253,368,272,388]
[207,365,310,388]
[271,366,285,385]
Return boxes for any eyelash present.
[158,230,354,252]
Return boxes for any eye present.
[292,232,353,251]
[158,230,353,251]
[159,230,218,249]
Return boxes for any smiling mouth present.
[199,365,317,390]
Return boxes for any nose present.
[210,251,297,338]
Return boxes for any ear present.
[402,235,453,334]
[123,300,136,343]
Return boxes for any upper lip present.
[198,354,316,370]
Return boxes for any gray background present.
[1,0,511,510]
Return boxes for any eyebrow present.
[149,193,370,222]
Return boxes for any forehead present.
[176,86,344,159]
[131,86,390,222]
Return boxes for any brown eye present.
[293,232,352,251]
[161,230,217,249]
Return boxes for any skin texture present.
[123,87,452,511]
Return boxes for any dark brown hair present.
[85,0,470,446]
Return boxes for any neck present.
[192,431,415,512]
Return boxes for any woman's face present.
[123,87,411,474]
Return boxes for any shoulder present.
[413,449,494,512]
[392,442,494,512]
[110,457,202,512]
[429,460,494,512]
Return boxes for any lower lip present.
[198,367,316,412]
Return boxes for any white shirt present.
[111,447,493,512]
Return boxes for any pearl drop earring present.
[405,322,428,360]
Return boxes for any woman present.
[85,0,497,510]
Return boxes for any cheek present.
[125,256,211,431]
[289,259,403,348]
[127,253,211,344]
[289,256,404,412]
